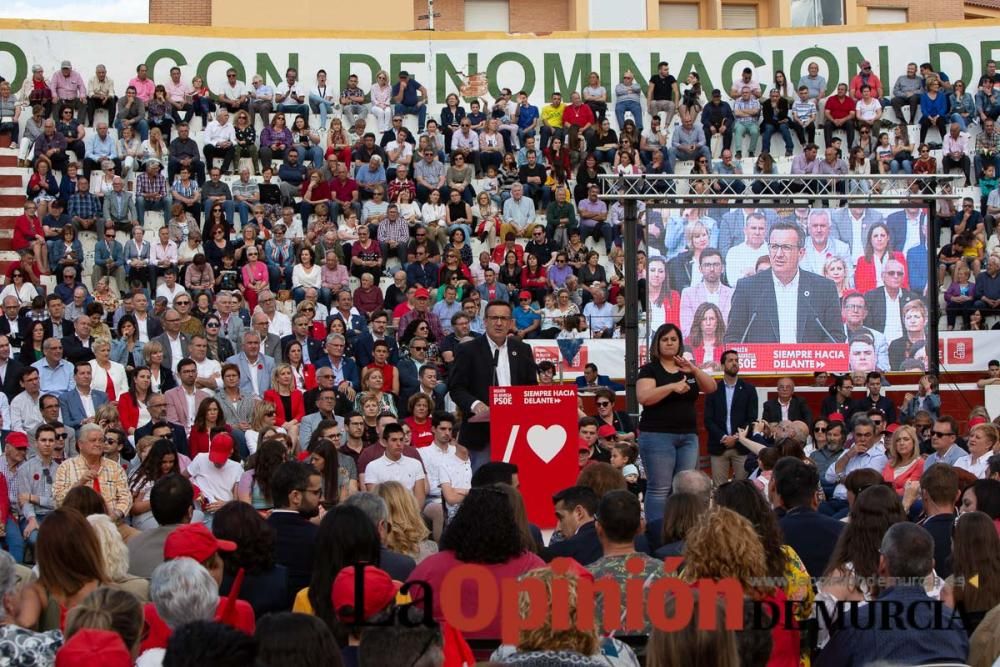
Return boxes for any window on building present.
[465,0,510,31]
[866,7,907,24]
[721,4,758,28]
[790,0,844,26]
[659,3,700,29]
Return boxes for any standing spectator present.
[704,350,757,484]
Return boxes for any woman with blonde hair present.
[823,255,851,298]
[683,506,801,666]
[142,339,176,392]
[64,587,145,661]
[263,363,305,449]
[376,481,438,563]
[85,514,149,601]
[882,424,924,494]
[489,567,641,666]
[245,401,285,457]
[353,369,397,417]
[370,70,393,133]
[89,338,128,401]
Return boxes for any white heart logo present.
[526,425,567,464]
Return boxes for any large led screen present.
[644,205,931,374]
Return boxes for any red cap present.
[969,416,988,428]
[578,437,591,453]
[164,523,236,562]
[518,290,532,301]
[332,565,400,623]
[597,424,617,439]
[827,412,845,422]
[886,423,899,434]
[56,629,131,667]
[414,287,430,299]
[209,432,234,465]
[5,432,28,449]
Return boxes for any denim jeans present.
[615,100,643,132]
[309,94,335,128]
[4,517,24,563]
[639,431,699,525]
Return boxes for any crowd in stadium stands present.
[0,55,999,666]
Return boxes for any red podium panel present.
[490,385,579,528]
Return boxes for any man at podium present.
[449,300,538,471]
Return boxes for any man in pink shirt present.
[50,60,87,121]
[163,66,194,124]
[128,63,155,103]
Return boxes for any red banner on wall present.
[490,385,580,528]
[727,344,850,373]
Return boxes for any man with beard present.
[267,461,321,607]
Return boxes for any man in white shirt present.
[186,433,243,510]
[10,368,43,443]
[202,109,237,175]
[154,309,189,374]
[152,226,178,284]
[189,335,222,391]
[365,423,427,505]
[131,292,154,343]
[725,211,769,284]
[257,290,292,338]
[275,67,309,120]
[59,361,108,434]
[802,209,851,275]
[155,267,186,307]
[217,68,249,114]
[418,412,457,540]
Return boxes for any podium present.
[489,385,579,527]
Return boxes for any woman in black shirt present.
[637,323,716,525]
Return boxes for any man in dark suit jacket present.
[353,312,399,368]
[851,371,898,423]
[774,458,844,578]
[830,207,882,258]
[542,486,602,566]
[575,363,625,392]
[279,331,323,365]
[0,338,25,403]
[863,279,918,334]
[916,462,960,579]
[267,462,320,608]
[0,299,30,353]
[704,351,759,485]
[59,364,109,433]
[449,300,539,471]
[886,207,927,253]
[724,223,844,345]
[61,317,96,364]
[43,294,73,341]
[135,398,190,457]
[761,377,814,425]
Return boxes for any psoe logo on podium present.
[489,385,579,527]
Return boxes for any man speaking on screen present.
[725,221,845,344]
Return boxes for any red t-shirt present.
[329,177,359,203]
[404,417,434,447]
[824,94,855,121]
[561,103,595,128]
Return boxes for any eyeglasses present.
[55,433,68,440]
[175,300,190,305]
[770,243,800,254]
[206,322,220,328]
[932,430,953,437]
[104,437,118,444]
[596,401,611,407]
[814,427,828,433]
[885,270,905,277]
[410,346,427,351]
[301,306,315,312]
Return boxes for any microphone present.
[804,299,838,344]
[740,311,757,344]
[492,347,500,386]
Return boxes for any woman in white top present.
[291,246,322,302]
[370,70,394,133]
[338,210,361,244]
[244,402,286,456]
[420,188,446,230]
[89,338,129,401]
[0,268,38,305]
[396,188,422,229]
[954,423,997,479]
[539,293,563,338]
[93,160,117,199]
[118,125,144,177]
[177,229,203,269]
[142,127,169,168]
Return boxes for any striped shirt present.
[733,98,761,125]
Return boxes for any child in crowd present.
[610,440,644,498]
[979,163,997,215]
